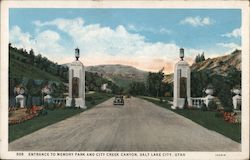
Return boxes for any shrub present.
[200,101,207,111]
[85,96,93,101]
[59,102,65,109]
[91,100,96,105]
[224,107,233,112]
[44,102,49,109]
[15,101,20,108]
[208,100,217,111]
[48,102,54,110]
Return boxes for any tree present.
[26,79,35,95]
[191,68,239,110]
[195,53,206,63]
[128,81,146,96]
[147,70,164,97]
[227,66,241,88]
[200,52,205,61]
[35,54,42,67]
[28,49,35,64]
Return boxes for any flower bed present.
[223,111,241,124]
[9,106,44,125]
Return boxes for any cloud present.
[180,16,214,27]
[10,26,33,49]
[222,28,241,38]
[126,24,171,34]
[216,42,241,49]
[10,25,67,61]
[11,17,218,73]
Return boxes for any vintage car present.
[113,95,124,105]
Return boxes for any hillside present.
[86,64,148,88]
[163,49,241,84]
[9,46,65,82]
[9,45,121,96]
[191,49,241,74]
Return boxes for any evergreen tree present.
[28,49,35,64]
[201,52,205,61]
[195,53,206,63]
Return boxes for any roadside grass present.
[9,92,113,142]
[140,96,241,143]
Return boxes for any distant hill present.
[163,49,241,84]
[86,64,148,88]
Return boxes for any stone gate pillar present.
[66,48,86,109]
[172,48,191,109]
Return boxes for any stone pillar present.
[66,48,86,109]
[204,88,214,107]
[16,94,25,108]
[172,48,191,109]
[186,67,191,106]
[81,67,85,106]
[232,95,241,110]
[231,89,241,110]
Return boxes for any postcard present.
[0,0,249,159]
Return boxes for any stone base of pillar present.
[66,98,86,109]
[173,98,185,109]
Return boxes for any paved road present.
[9,97,240,151]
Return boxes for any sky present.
[9,9,241,73]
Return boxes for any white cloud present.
[11,17,224,73]
[222,28,241,38]
[10,25,67,61]
[126,24,171,34]
[180,16,214,27]
[216,42,241,49]
[10,26,34,49]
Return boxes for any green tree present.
[147,71,164,97]
[128,81,146,96]
[195,53,206,63]
[28,49,35,64]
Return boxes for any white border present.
[1,1,249,159]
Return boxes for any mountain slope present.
[163,50,241,84]
[86,64,148,88]
[191,49,241,74]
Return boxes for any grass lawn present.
[9,92,113,142]
[140,96,241,143]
